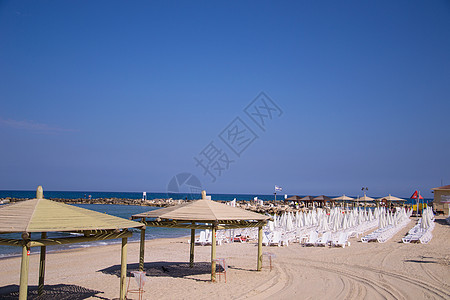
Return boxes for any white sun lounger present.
[269,231,282,247]
[195,231,208,246]
[332,232,350,248]
[302,230,319,247]
[316,231,331,247]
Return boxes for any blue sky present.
[1,1,449,198]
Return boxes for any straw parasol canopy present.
[377,194,406,202]
[0,186,143,300]
[0,198,143,234]
[299,195,315,201]
[313,195,332,202]
[132,191,270,281]
[285,195,303,202]
[357,195,375,202]
[133,198,270,222]
[332,195,355,201]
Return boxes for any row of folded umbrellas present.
[267,206,412,232]
[286,194,406,202]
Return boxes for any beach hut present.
[432,185,450,215]
[131,191,270,282]
[0,186,144,300]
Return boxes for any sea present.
[0,190,432,259]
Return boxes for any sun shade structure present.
[332,195,355,201]
[357,195,375,201]
[131,191,270,282]
[0,186,144,300]
[285,195,303,202]
[300,195,315,201]
[377,194,406,202]
[313,195,332,202]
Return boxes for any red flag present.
[410,190,424,199]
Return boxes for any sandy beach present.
[0,217,449,300]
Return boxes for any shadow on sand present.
[99,261,230,282]
[0,284,106,300]
[434,218,449,226]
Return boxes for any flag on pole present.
[275,185,282,192]
[410,190,423,200]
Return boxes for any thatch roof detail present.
[313,195,332,201]
[285,195,303,201]
[357,195,375,201]
[377,194,406,201]
[132,199,270,222]
[332,195,355,201]
[0,198,144,233]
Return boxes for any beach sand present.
[0,217,449,299]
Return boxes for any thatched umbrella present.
[300,196,315,201]
[285,195,302,202]
[377,194,406,202]
[358,195,375,201]
[332,195,355,201]
[131,191,270,282]
[313,195,333,207]
[0,186,144,300]
[377,194,406,208]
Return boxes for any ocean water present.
[0,190,279,202]
[0,190,432,258]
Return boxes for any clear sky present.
[1,1,449,198]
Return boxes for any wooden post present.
[211,225,216,282]
[120,237,127,300]
[257,225,263,271]
[189,223,195,268]
[19,244,30,300]
[139,225,145,272]
[38,232,47,296]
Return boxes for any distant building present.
[431,185,450,215]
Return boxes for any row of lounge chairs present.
[402,219,435,244]
[300,231,350,248]
[361,218,410,243]
[262,230,350,248]
[194,229,253,246]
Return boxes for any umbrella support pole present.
[19,243,30,300]
[257,226,263,271]
[139,226,145,272]
[211,226,216,282]
[38,232,47,296]
[120,237,127,300]
[189,226,195,268]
